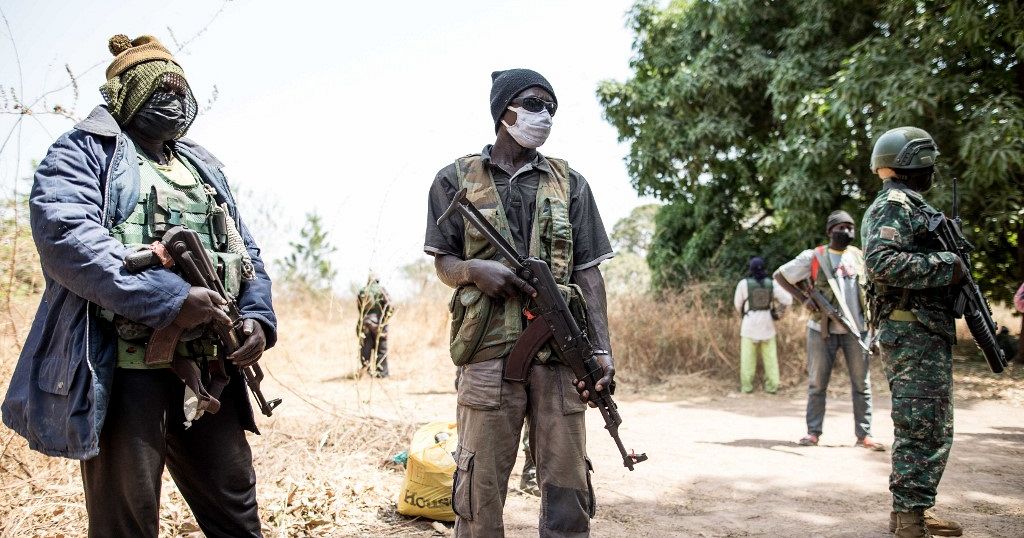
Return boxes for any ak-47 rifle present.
[439,188,648,471]
[125,226,283,416]
[801,282,872,353]
[928,175,1006,373]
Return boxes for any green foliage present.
[600,0,1024,300]
[277,212,338,294]
[610,203,659,257]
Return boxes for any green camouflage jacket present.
[861,181,959,340]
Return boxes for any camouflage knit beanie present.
[99,34,196,134]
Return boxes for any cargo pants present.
[452,357,595,537]
[878,319,954,512]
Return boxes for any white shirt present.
[777,247,866,334]
[734,278,793,341]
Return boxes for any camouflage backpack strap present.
[529,156,573,285]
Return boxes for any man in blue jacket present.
[1,35,276,537]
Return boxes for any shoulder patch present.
[880,226,899,241]
[886,190,908,205]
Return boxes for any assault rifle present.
[801,283,872,353]
[927,188,1006,373]
[125,226,283,416]
[438,188,648,471]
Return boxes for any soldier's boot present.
[891,511,932,537]
[889,510,962,536]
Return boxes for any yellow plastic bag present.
[396,421,458,521]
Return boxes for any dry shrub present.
[608,286,807,386]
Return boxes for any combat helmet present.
[870,126,939,173]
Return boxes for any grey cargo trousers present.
[452,358,595,537]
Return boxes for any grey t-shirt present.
[778,247,866,334]
[423,145,614,271]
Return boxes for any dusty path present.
[262,358,1024,538]
[499,390,1024,537]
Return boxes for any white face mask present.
[501,106,553,148]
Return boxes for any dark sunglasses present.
[512,96,557,115]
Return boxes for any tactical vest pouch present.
[464,208,500,261]
[213,251,243,299]
[747,278,773,311]
[449,286,494,367]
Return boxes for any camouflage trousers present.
[878,319,954,513]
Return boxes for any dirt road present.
[257,354,1024,538]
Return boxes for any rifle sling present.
[812,249,861,334]
[145,324,185,365]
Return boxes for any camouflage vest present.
[106,145,242,368]
[447,154,582,366]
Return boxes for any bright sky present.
[0,0,648,293]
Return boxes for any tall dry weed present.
[609,286,807,385]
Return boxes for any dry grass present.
[609,286,808,386]
[0,282,1020,537]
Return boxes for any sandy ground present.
[3,296,1022,537]
[257,353,1024,538]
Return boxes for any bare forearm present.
[774,270,807,304]
[573,266,612,355]
[434,254,474,288]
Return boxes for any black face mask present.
[830,229,855,248]
[902,170,934,193]
[129,91,187,141]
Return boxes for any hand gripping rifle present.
[439,188,648,470]
[927,176,1006,373]
[125,226,284,415]
[801,283,872,353]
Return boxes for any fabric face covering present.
[130,91,188,141]
[831,229,855,249]
[501,106,553,149]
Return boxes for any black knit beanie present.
[826,210,855,234]
[490,68,557,133]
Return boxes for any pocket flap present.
[37,355,77,395]
[460,287,483,307]
[454,445,475,471]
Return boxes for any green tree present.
[611,203,659,257]
[599,0,1024,299]
[277,212,338,293]
[605,204,660,294]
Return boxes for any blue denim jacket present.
[1,106,277,459]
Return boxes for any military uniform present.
[863,182,957,514]
[863,126,966,537]
[424,145,612,537]
[357,279,392,377]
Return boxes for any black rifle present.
[439,188,648,470]
[802,283,872,353]
[927,183,1006,373]
[125,226,283,415]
